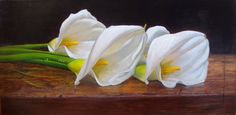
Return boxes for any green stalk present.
[24,59,69,70]
[0,53,74,64]
[0,47,67,57]
[2,43,48,49]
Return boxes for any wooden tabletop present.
[0,54,236,115]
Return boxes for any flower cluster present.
[48,9,210,88]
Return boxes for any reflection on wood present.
[0,55,235,114]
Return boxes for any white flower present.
[139,26,169,63]
[48,9,106,59]
[145,26,170,51]
[72,25,147,86]
[135,31,209,88]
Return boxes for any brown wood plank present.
[224,55,236,96]
[180,55,225,96]
[207,55,225,80]
[223,55,236,114]
[1,96,226,115]
[0,55,227,97]
[0,54,235,114]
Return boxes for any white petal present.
[146,26,170,46]
[48,38,66,53]
[54,9,105,49]
[140,26,169,63]
[146,31,209,88]
[146,34,176,80]
[161,62,208,88]
[75,25,147,86]
[161,36,209,88]
[64,41,95,59]
[48,45,54,52]
[62,19,105,41]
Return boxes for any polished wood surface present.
[0,55,236,115]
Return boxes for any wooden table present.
[0,55,235,115]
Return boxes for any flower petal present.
[64,41,95,59]
[146,26,170,46]
[139,26,169,63]
[146,31,209,88]
[161,36,209,88]
[74,25,147,86]
[165,36,209,86]
[54,9,105,50]
[48,45,54,52]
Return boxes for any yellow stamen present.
[48,38,80,48]
[93,59,109,75]
[61,41,80,46]
[161,66,181,75]
[95,59,109,66]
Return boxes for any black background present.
[0,0,235,54]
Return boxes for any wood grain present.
[0,55,235,115]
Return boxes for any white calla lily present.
[135,31,209,88]
[71,25,147,86]
[48,9,106,59]
[145,26,170,51]
[139,26,170,63]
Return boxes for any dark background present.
[0,0,235,54]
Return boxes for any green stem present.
[0,47,67,57]
[2,43,48,49]
[24,59,69,70]
[0,53,74,64]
